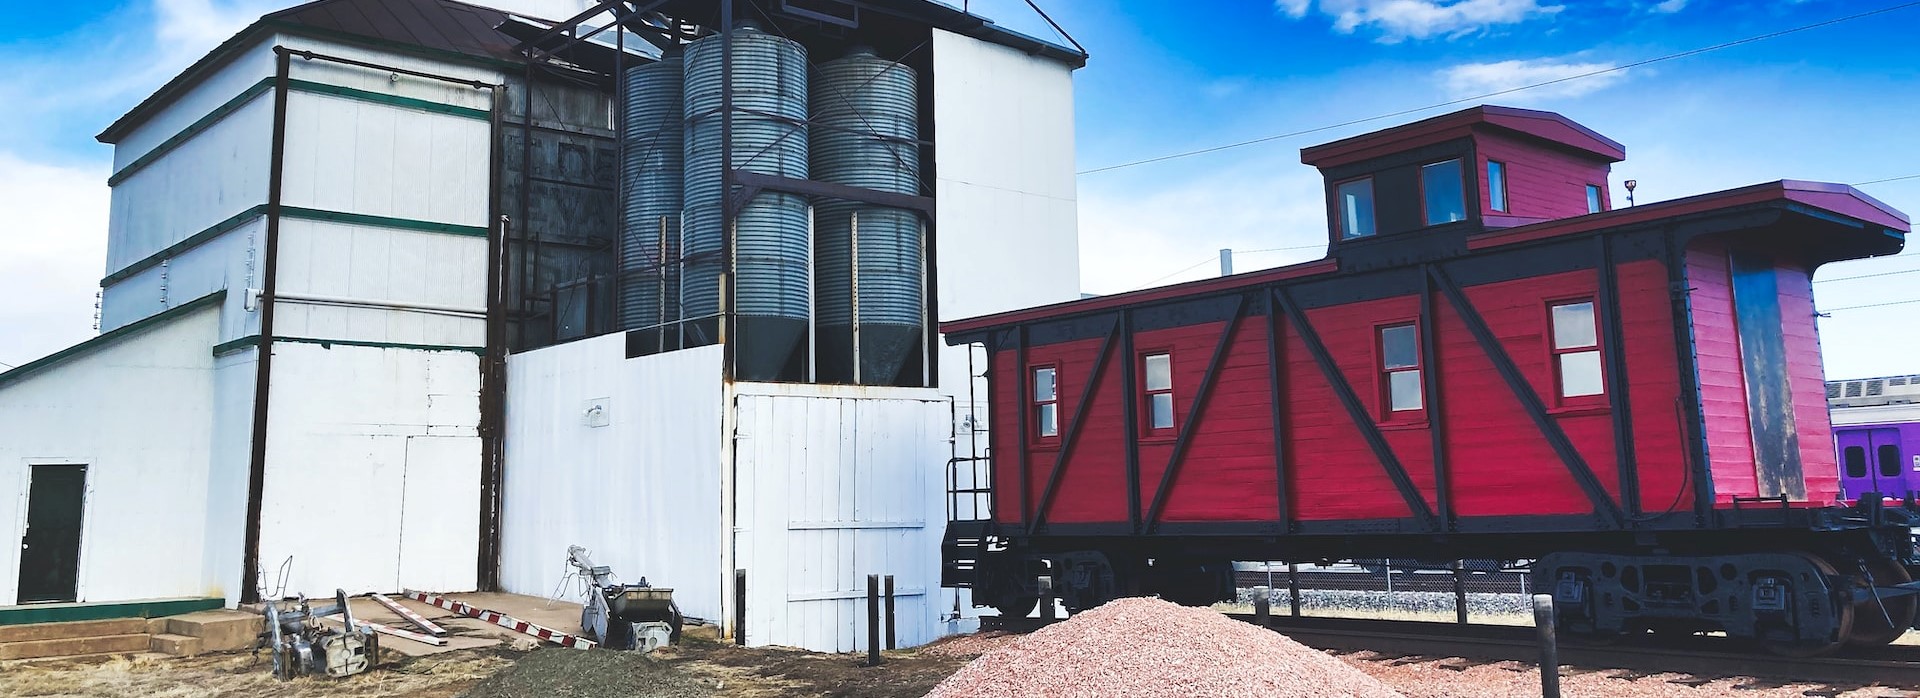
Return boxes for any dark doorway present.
[19,465,87,603]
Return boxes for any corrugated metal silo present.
[619,48,683,337]
[810,47,922,385]
[683,25,811,380]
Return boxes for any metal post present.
[884,575,897,650]
[1219,248,1233,276]
[1252,585,1270,627]
[735,569,747,646]
[1385,558,1393,595]
[851,211,862,384]
[1454,560,1469,625]
[866,574,882,666]
[1533,593,1560,698]
[1287,563,1301,616]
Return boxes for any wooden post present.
[734,569,747,646]
[884,575,897,650]
[867,574,882,667]
[1287,563,1302,616]
[1453,560,1469,625]
[1252,586,1271,627]
[1533,593,1560,698]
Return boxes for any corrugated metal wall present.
[500,338,727,622]
[731,384,951,651]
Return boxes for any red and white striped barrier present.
[325,616,448,647]
[403,590,595,650]
[371,593,448,637]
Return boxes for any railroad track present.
[982,613,1920,689]
[1233,568,1531,594]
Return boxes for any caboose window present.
[1845,446,1868,478]
[1337,178,1376,239]
[1143,353,1174,431]
[1422,159,1466,225]
[1379,324,1422,413]
[1551,301,1604,398]
[1881,444,1903,479]
[1488,160,1509,213]
[1033,366,1058,438]
[1586,184,1604,214]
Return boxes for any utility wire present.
[1855,173,1920,186]
[1130,256,1217,290]
[0,361,14,370]
[1817,268,1920,284]
[1822,298,1920,313]
[1078,1,1920,176]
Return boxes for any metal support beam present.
[240,47,292,605]
[1594,236,1641,517]
[1428,265,1626,527]
[1419,266,1453,528]
[1264,297,1291,530]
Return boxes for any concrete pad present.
[338,592,588,657]
[148,633,203,657]
[163,610,259,652]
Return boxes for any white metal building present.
[0,0,1083,651]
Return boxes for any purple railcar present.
[1837,422,1920,501]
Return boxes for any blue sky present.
[0,0,1916,379]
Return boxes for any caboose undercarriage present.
[946,496,1920,656]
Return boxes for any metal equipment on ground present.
[568,545,683,651]
[259,589,377,679]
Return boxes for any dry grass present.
[0,648,513,698]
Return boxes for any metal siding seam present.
[103,205,268,286]
[105,206,485,290]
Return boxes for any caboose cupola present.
[1301,105,1627,269]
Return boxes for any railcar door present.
[1838,428,1907,502]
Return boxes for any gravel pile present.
[919,631,1021,658]
[1239,589,1533,617]
[926,598,1405,698]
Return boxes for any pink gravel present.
[920,631,1022,658]
[1347,651,1909,698]
[925,597,1404,698]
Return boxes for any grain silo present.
[618,47,685,342]
[810,46,923,386]
[682,24,811,381]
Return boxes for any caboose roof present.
[941,180,1907,338]
[1299,105,1626,169]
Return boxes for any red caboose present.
[940,106,1912,655]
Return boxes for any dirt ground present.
[0,626,971,698]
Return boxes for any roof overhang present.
[1301,105,1626,170]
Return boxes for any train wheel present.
[988,586,1041,618]
[1843,558,1916,647]
[1762,554,1854,658]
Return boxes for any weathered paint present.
[254,342,481,595]
[731,382,952,651]
[0,303,220,605]
[499,338,727,623]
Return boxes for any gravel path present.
[928,598,1404,698]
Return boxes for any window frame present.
[1419,158,1467,226]
[1586,184,1605,214]
[1375,321,1426,422]
[1546,298,1607,405]
[1335,176,1377,240]
[1140,351,1176,436]
[1487,160,1509,213]
[1844,445,1869,479]
[1879,444,1903,479]
[1030,364,1060,442]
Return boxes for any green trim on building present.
[103,206,488,288]
[102,205,269,286]
[216,335,484,357]
[286,79,491,121]
[109,76,491,187]
[0,291,226,391]
[281,206,489,237]
[107,79,275,186]
[0,597,226,626]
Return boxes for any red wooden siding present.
[1476,131,1612,222]
[1285,297,1434,522]
[1777,261,1841,504]
[1686,240,1760,503]
[1616,260,1693,512]
[1145,318,1280,523]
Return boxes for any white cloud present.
[1439,58,1628,101]
[0,153,110,368]
[1276,0,1564,42]
[1650,0,1688,13]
